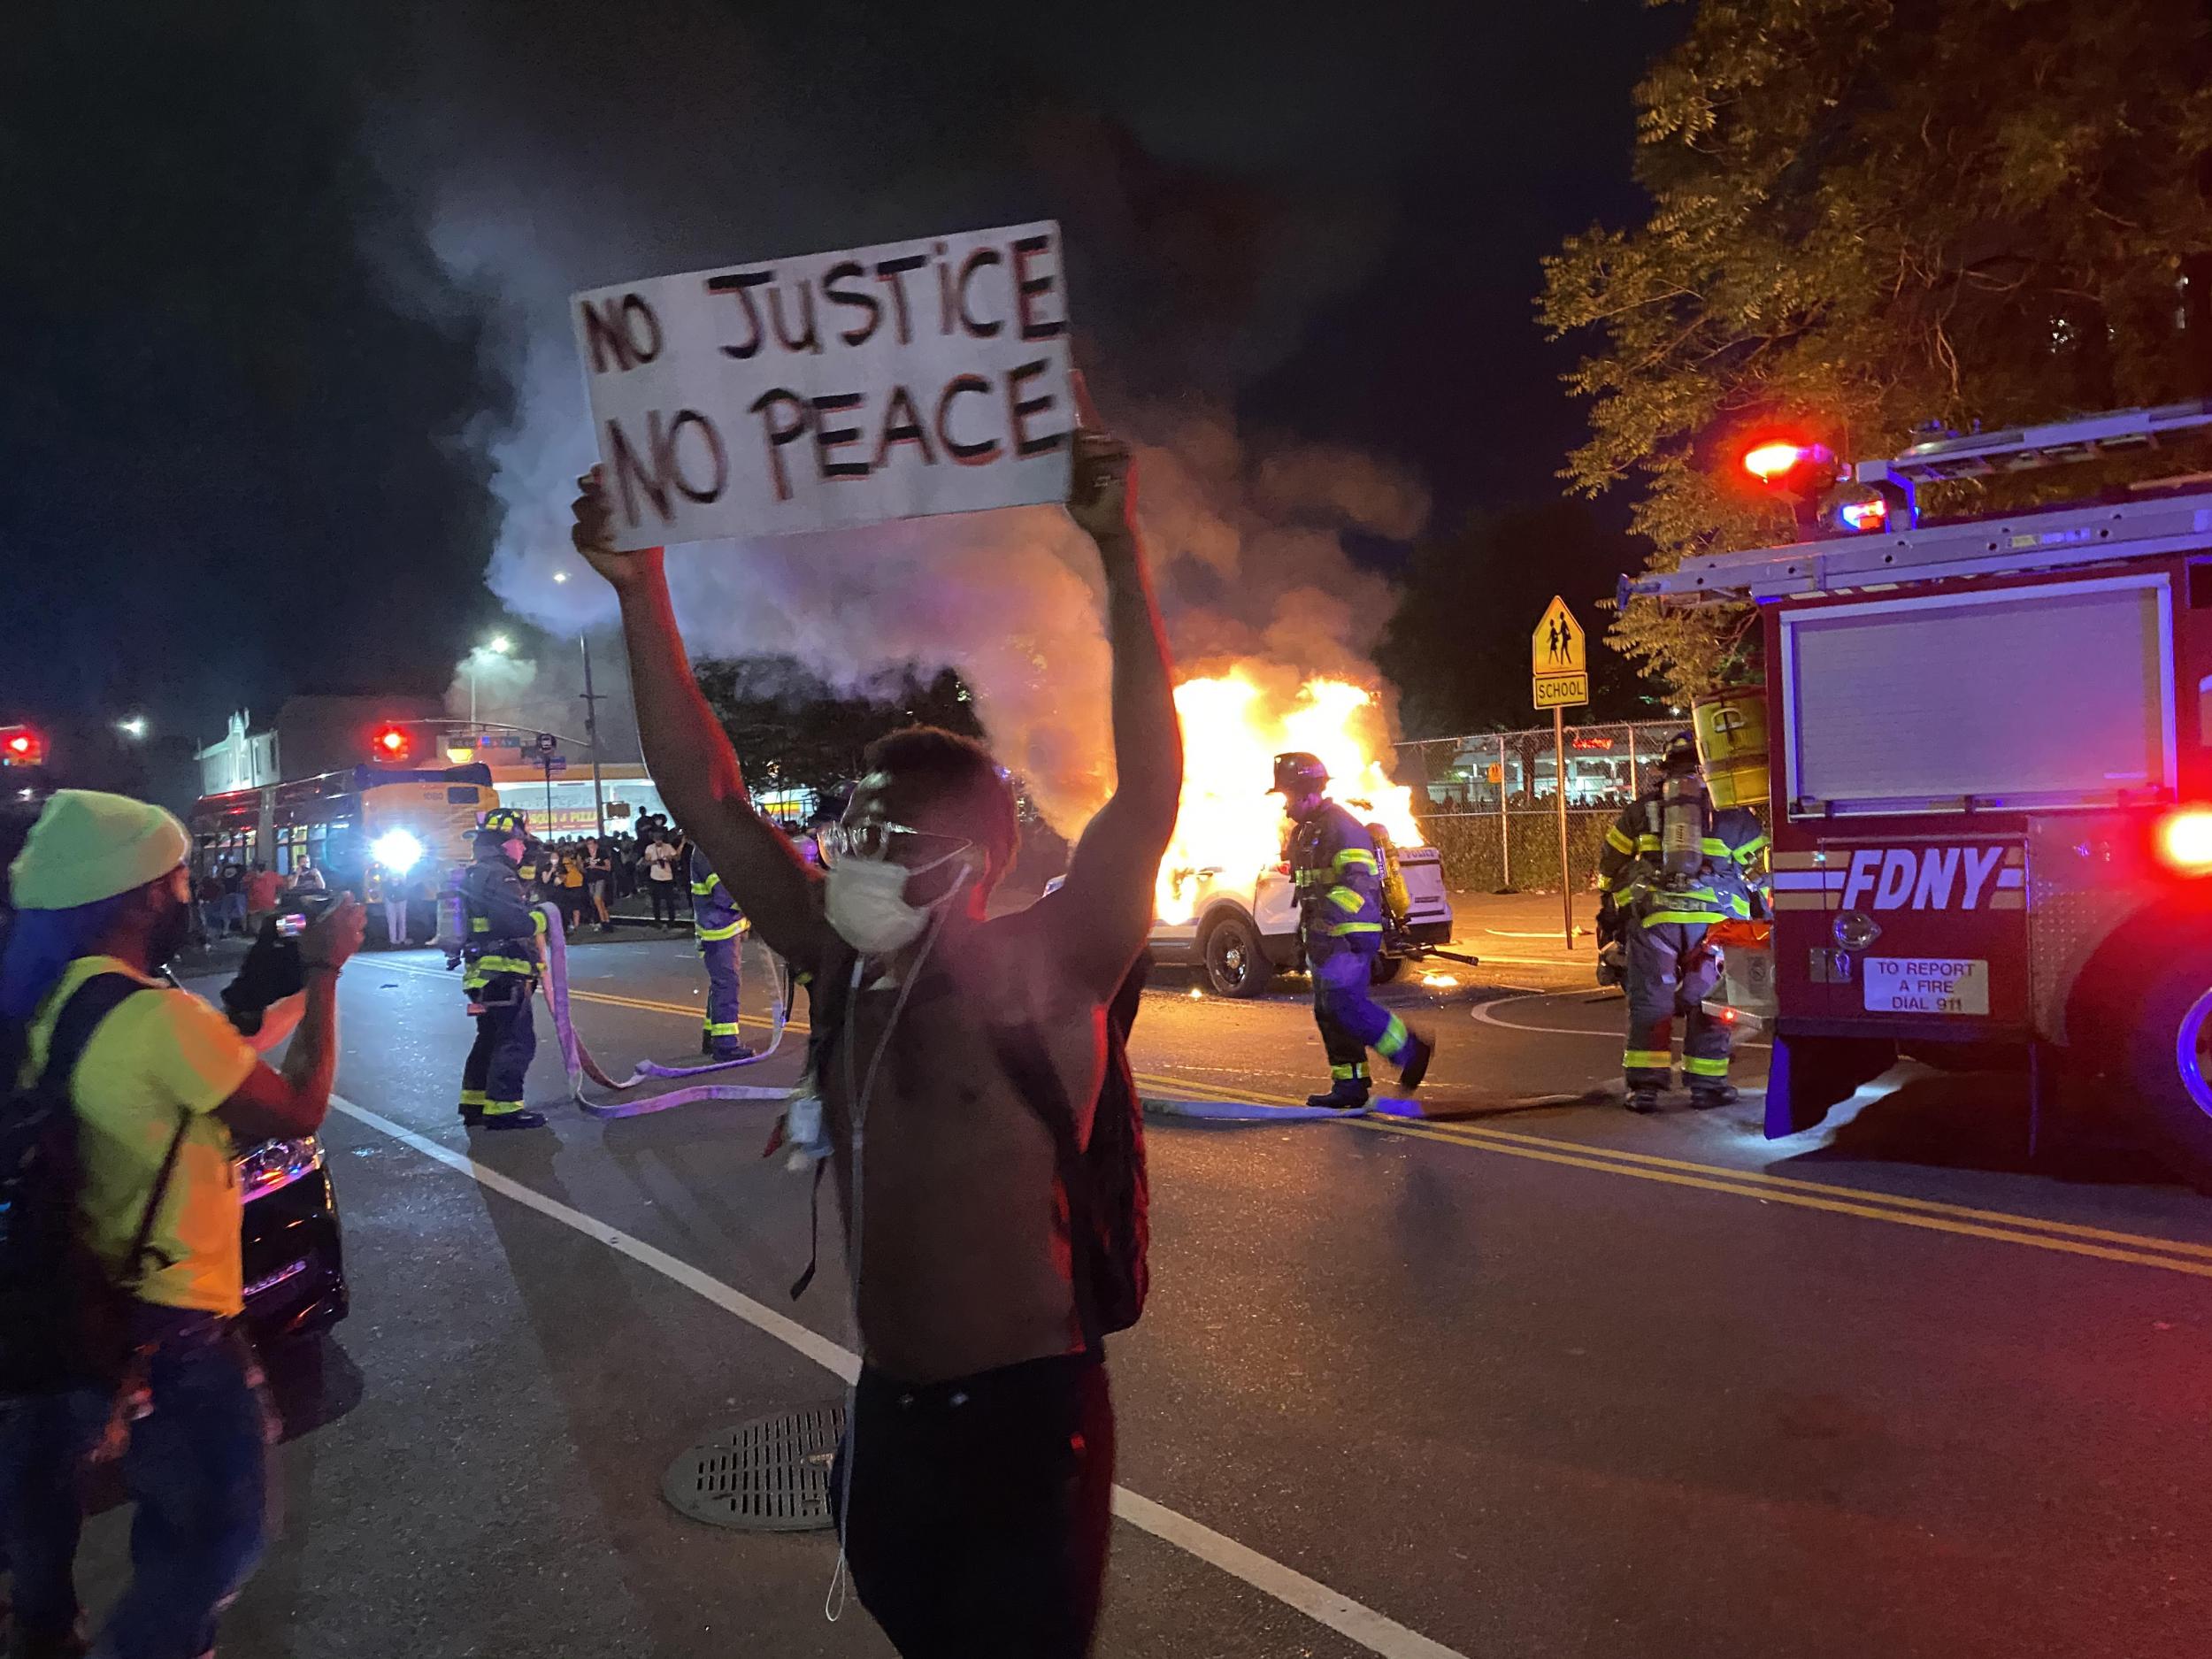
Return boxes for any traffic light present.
[372,724,414,764]
[0,724,46,767]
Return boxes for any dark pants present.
[1623,918,1730,1090]
[0,1310,273,1659]
[699,933,742,1053]
[462,976,537,1114]
[648,881,678,926]
[833,1354,1114,1659]
[0,1391,86,1649]
[1308,938,1409,1084]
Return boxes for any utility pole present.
[579,634,608,840]
[1553,705,1571,949]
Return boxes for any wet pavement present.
[72,928,2212,1657]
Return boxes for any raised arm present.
[216,895,364,1146]
[570,471,826,963]
[1049,429,1184,995]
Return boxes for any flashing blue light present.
[1838,497,1889,533]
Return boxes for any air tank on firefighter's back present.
[1691,687,1770,810]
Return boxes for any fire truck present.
[1629,403,2212,1183]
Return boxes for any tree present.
[1542,0,2212,697]
[691,656,984,803]
[1376,500,1655,737]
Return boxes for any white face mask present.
[824,851,970,956]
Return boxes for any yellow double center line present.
[1134,1072,2212,1281]
[390,965,2212,1281]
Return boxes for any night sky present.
[0,0,1676,744]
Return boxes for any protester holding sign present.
[570,388,1179,1657]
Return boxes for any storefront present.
[481,763,669,839]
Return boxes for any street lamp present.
[467,634,513,727]
[116,715,148,740]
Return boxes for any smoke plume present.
[368,0,1432,829]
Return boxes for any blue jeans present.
[71,1309,273,1659]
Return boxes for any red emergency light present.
[0,725,46,767]
[1742,441,1812,482]
[2157,806,2212,876]
[372,724,413,764]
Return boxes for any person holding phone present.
[0,790,365,1659]
[641,833,679,927]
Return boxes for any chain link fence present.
[1394,721,1689,894]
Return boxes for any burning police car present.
[1049,845,1456,997]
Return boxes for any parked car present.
[237,1134,348,1341]
[1050,848,1457,998]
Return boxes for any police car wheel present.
[1370,954,1405,986]
[1202,914,1271,999]
[2122,955,2212,1193]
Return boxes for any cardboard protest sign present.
[572,219,1074,547]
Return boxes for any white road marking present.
[1469,992,1770,1050]
[333,1095,856,1379]
[1111,1489,1469,1659]
[331,1093,1474,1659]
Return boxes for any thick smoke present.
[369,0,1432,829]
[446,634,641,766]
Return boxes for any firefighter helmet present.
[1270,752,1329,795]
[1662,731,1700,773]
[479,806,528,838]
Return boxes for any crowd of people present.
[189,856,324,946]
[0,421,1165,1659]
[517,823,681,935]
[186,818,738,954]
[484,818,755,937]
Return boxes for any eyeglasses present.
[818,818,976,867]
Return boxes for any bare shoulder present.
[971,902,1099,1027]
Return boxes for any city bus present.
[191,764,499,895]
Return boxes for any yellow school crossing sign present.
[1532,595,1588,710]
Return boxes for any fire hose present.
[1402,943,1485,970]
[536,904,796,1119]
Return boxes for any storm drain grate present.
[663,1402,847,1532]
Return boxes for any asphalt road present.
[73,928,2212,1658]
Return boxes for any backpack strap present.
[120,1108,193,1287]
[41,972,192,1289]
[785,936,856,1305]
[37,973,148,1101]
[987,1017,1104,1357]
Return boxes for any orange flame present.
[1156,671,1421,924]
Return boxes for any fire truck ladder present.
[1878,398,2212,483]
[1627,401,2212,607]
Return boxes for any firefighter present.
[458,806,549,1130]
[1273,751,1436,1109]
[1596,733,1768,1113]
[689,841,753,1060]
